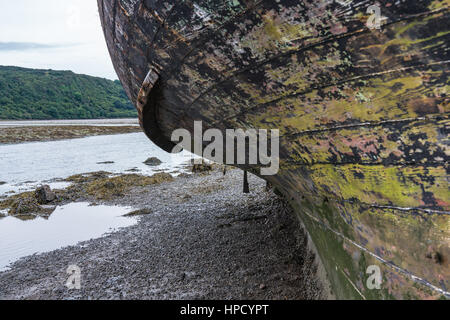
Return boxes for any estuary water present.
[0,202,136,271]
[0,131,196,196]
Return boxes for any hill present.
[0,66,136,119]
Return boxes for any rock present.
[97,161,115,164]
[0,181,6,185]
[35,185,56,204]
[143,157,162,166]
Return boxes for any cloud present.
[0,42,63,51]
[0,0,116,79]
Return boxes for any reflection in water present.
[0,202,137,271]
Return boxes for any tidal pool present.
[0,202,137,271]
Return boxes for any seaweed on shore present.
[0,172,174,219]
[84,173,174,200]
[0,191,55,220]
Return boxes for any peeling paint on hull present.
[98,0,449,299]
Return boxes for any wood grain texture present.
[98,0,449,299]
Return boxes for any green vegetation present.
[0,66,136,119]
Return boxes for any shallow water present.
[0,202,137,271]
[0,132,196,195]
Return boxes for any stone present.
[35,185,56,204]
[143,157,162,166]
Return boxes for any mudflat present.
[0,168,327,300]
[0,125,141,144]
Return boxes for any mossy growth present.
[85,173,174,200]
[192,162,213,173]
[123,208,153,217]
[0,191,55,220]
[65,171,112,184]
[0,172,176,219]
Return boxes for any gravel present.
[0,168,325,300]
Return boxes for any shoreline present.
[0,125,142,144]
[0,118,139,128]
[0,167,327,300]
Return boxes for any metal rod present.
[243,170,249,194]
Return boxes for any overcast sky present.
[0,0,117,79]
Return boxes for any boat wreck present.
[98,0,449,299]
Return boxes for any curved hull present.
[98,0,449,299]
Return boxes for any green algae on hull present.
[99,0,450,299]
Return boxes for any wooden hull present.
[98,0,449,299]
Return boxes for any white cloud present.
[0,0,117,79]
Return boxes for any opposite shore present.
[0,119,141,144]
